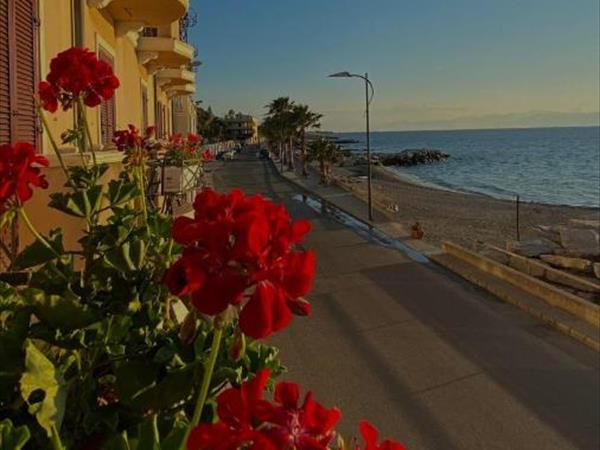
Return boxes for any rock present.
[534,225,563,244]
[507,239,560,258]
[373,149,450,167]
[559,228,600,257]
[539,254,593,273]
[594,263,600,279]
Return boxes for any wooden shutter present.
[98,47,115,146]
[0,0,39,146]
[12,0,39,145]
[0,0,10,143]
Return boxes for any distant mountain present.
[380,110,600,131]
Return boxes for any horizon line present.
[329,124,600,134]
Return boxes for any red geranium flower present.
[169,133,185,151]
[38,47,119,112]
[187,370,341,450]
[357,421,406,450]
[258,380,341,449]
[0,142,49,213]
[163,188,314,339]
[187,369,275,450]
[187,133,203,146]
[202,149,213,161]
[113,124,141,151]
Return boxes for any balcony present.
[166,83,196,97]
[137,37,195,70]
[88,0,189,26]
[156,68,195,88]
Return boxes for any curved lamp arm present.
[348,73,375,106]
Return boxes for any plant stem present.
[18,208,58,256]
[78,97,97,166]
[190,327,224,426]
[135,165,149,230]
[50,425,65,450]
[38,107,70,179]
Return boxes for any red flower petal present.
[191,269,246,316]
[274,381,300,409]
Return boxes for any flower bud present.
[179,310,197,345]
[229,329,246,362]
[288,297,311,316]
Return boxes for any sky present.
[189,0,600,132]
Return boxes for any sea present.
[336,126,600,208]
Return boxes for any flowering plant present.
[164,133,212,165]
[0,47,405,450]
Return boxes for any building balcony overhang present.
[156,68,195,88]
[137,37,195,71]
[88,0,189,26]
[166,83,196,98]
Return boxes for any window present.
[98,47,116,147]
[0,0,40,146]
[173,96,184,112]
[141,27,158,37]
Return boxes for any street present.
[212,153,600,450]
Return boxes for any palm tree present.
[292,104,322,177]
[265,97,296,170]
[307,137,341,184]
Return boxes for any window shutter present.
[0,0,10,143]
[0,0,39,147]
[13,0,38,146]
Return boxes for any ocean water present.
[337,127,600,208]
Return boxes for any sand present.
[331,163,599,250]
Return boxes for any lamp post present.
[328,71,375,221]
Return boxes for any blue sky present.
[189,0,600,131]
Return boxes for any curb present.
[431,252,600,352]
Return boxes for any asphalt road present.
[211,153,600,450]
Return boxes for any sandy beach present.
[331,162,599,250]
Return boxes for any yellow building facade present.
[0,0,199,266]
[39,0,198,154]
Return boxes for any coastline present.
[331,162,599,250]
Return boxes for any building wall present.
[20,0,196,251]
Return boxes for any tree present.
[306,137,341,184]
[292,104,322,177]
[264,97,296,170]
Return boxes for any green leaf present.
[107,179,140,208]
[22,289,97,331]
[13,229,64,270]
[104,239,146,273]
[137,415,160,450]
[114,361,158,409]
[160,417,189,450]
[0,419,31,450]
[49,185,104,218]
[115,361,196,413]
[20,340,67,438]
[101,432,131,450]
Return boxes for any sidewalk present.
[212,152,599,450]
[272,156,441,256]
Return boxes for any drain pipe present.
[74,0,86,47]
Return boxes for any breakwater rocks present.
[351,149,450,166]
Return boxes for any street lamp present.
[328,71,375,221]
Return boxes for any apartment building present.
[0,0,199,263]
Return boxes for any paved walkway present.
[211,153,600,450]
